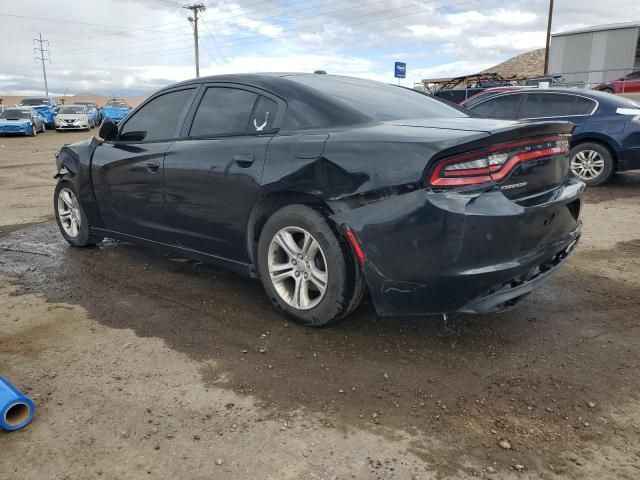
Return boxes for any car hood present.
[0,119,31,126]
[103,107,129,115]
[57,113,88,119]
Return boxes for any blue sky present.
[1,0,639,96]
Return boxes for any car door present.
[622,71,640,93]
[468,93,524,120]
[516,93,596,133]
[164,84,283,262]
[91,87,198,243]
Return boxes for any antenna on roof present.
[314,70,327,74]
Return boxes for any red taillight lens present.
[428,135,570,187]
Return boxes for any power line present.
[33,33,51,97]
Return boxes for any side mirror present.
[98,118,118,141]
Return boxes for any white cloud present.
[0,0,638,95]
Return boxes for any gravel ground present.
[1,131,639,480]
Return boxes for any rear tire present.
[54,180,104,247]
[569,142,614,186]
[257,205,364,326]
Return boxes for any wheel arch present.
[570,136,619,169]
[246,190,335,275]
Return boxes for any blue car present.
[101,99,131,125]
[463,88,640,186]
[0,107,46,136]
[18,97,59,128]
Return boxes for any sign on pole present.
[394,62,406,79]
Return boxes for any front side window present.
[119,89,195,142]
[471,94,521,119]
[518,94,595,118]
[190,87,259,137]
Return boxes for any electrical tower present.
[184,4,206,78]
[33,33,51,97]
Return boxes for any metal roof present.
[552,21,640,37]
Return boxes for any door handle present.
[233,153,255,167]
[145,160,160,172]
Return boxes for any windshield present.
[20,98,49,106]
[1,109,31,120]
[74,102,95,108]
[287,75,468,120]
[59,106,85,114]
[105,101,128,108]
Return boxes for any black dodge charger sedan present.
[54,73,584,326]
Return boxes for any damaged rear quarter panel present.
[260,124,490,200]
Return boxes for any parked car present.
[101,99,131,124]
[462,87,640,186]
[72,101,101,125]
[593,70,640,94]
[17,97,59,128]
[55,105,96,131]
[53,73,583,326]
[0,107,46,136]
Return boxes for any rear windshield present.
[287,75,468,121]
[59,106,85,114]
[1,109,31,119]
[20,98,49,106]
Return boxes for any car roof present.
[165,72,383,97]
[465,87,640,110]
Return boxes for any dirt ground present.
[1,131,639,480]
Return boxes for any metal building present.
[549,21,640,83]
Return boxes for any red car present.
[594,71,640,94]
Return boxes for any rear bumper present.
[617,146,640,172]
[332,176,584,316]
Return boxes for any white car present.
[55,105,95,131]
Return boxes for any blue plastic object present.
[0,376,35,431]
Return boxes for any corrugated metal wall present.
[549,26,639,83]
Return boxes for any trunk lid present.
[388,118,575,201]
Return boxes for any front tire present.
[257,205,363,326]
[54,181,104,247]
[30,124,36,137]
[569,142,614,186]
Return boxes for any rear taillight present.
[428,135,570,187]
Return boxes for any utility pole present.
[543,0,554,74]
[34,33,51,96]
[185,4,206,78]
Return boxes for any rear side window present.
[190,87,258,136]
[120,88,195,142]
[249,96,278,132]
[471,94,521,119]
[518,94,595,118]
